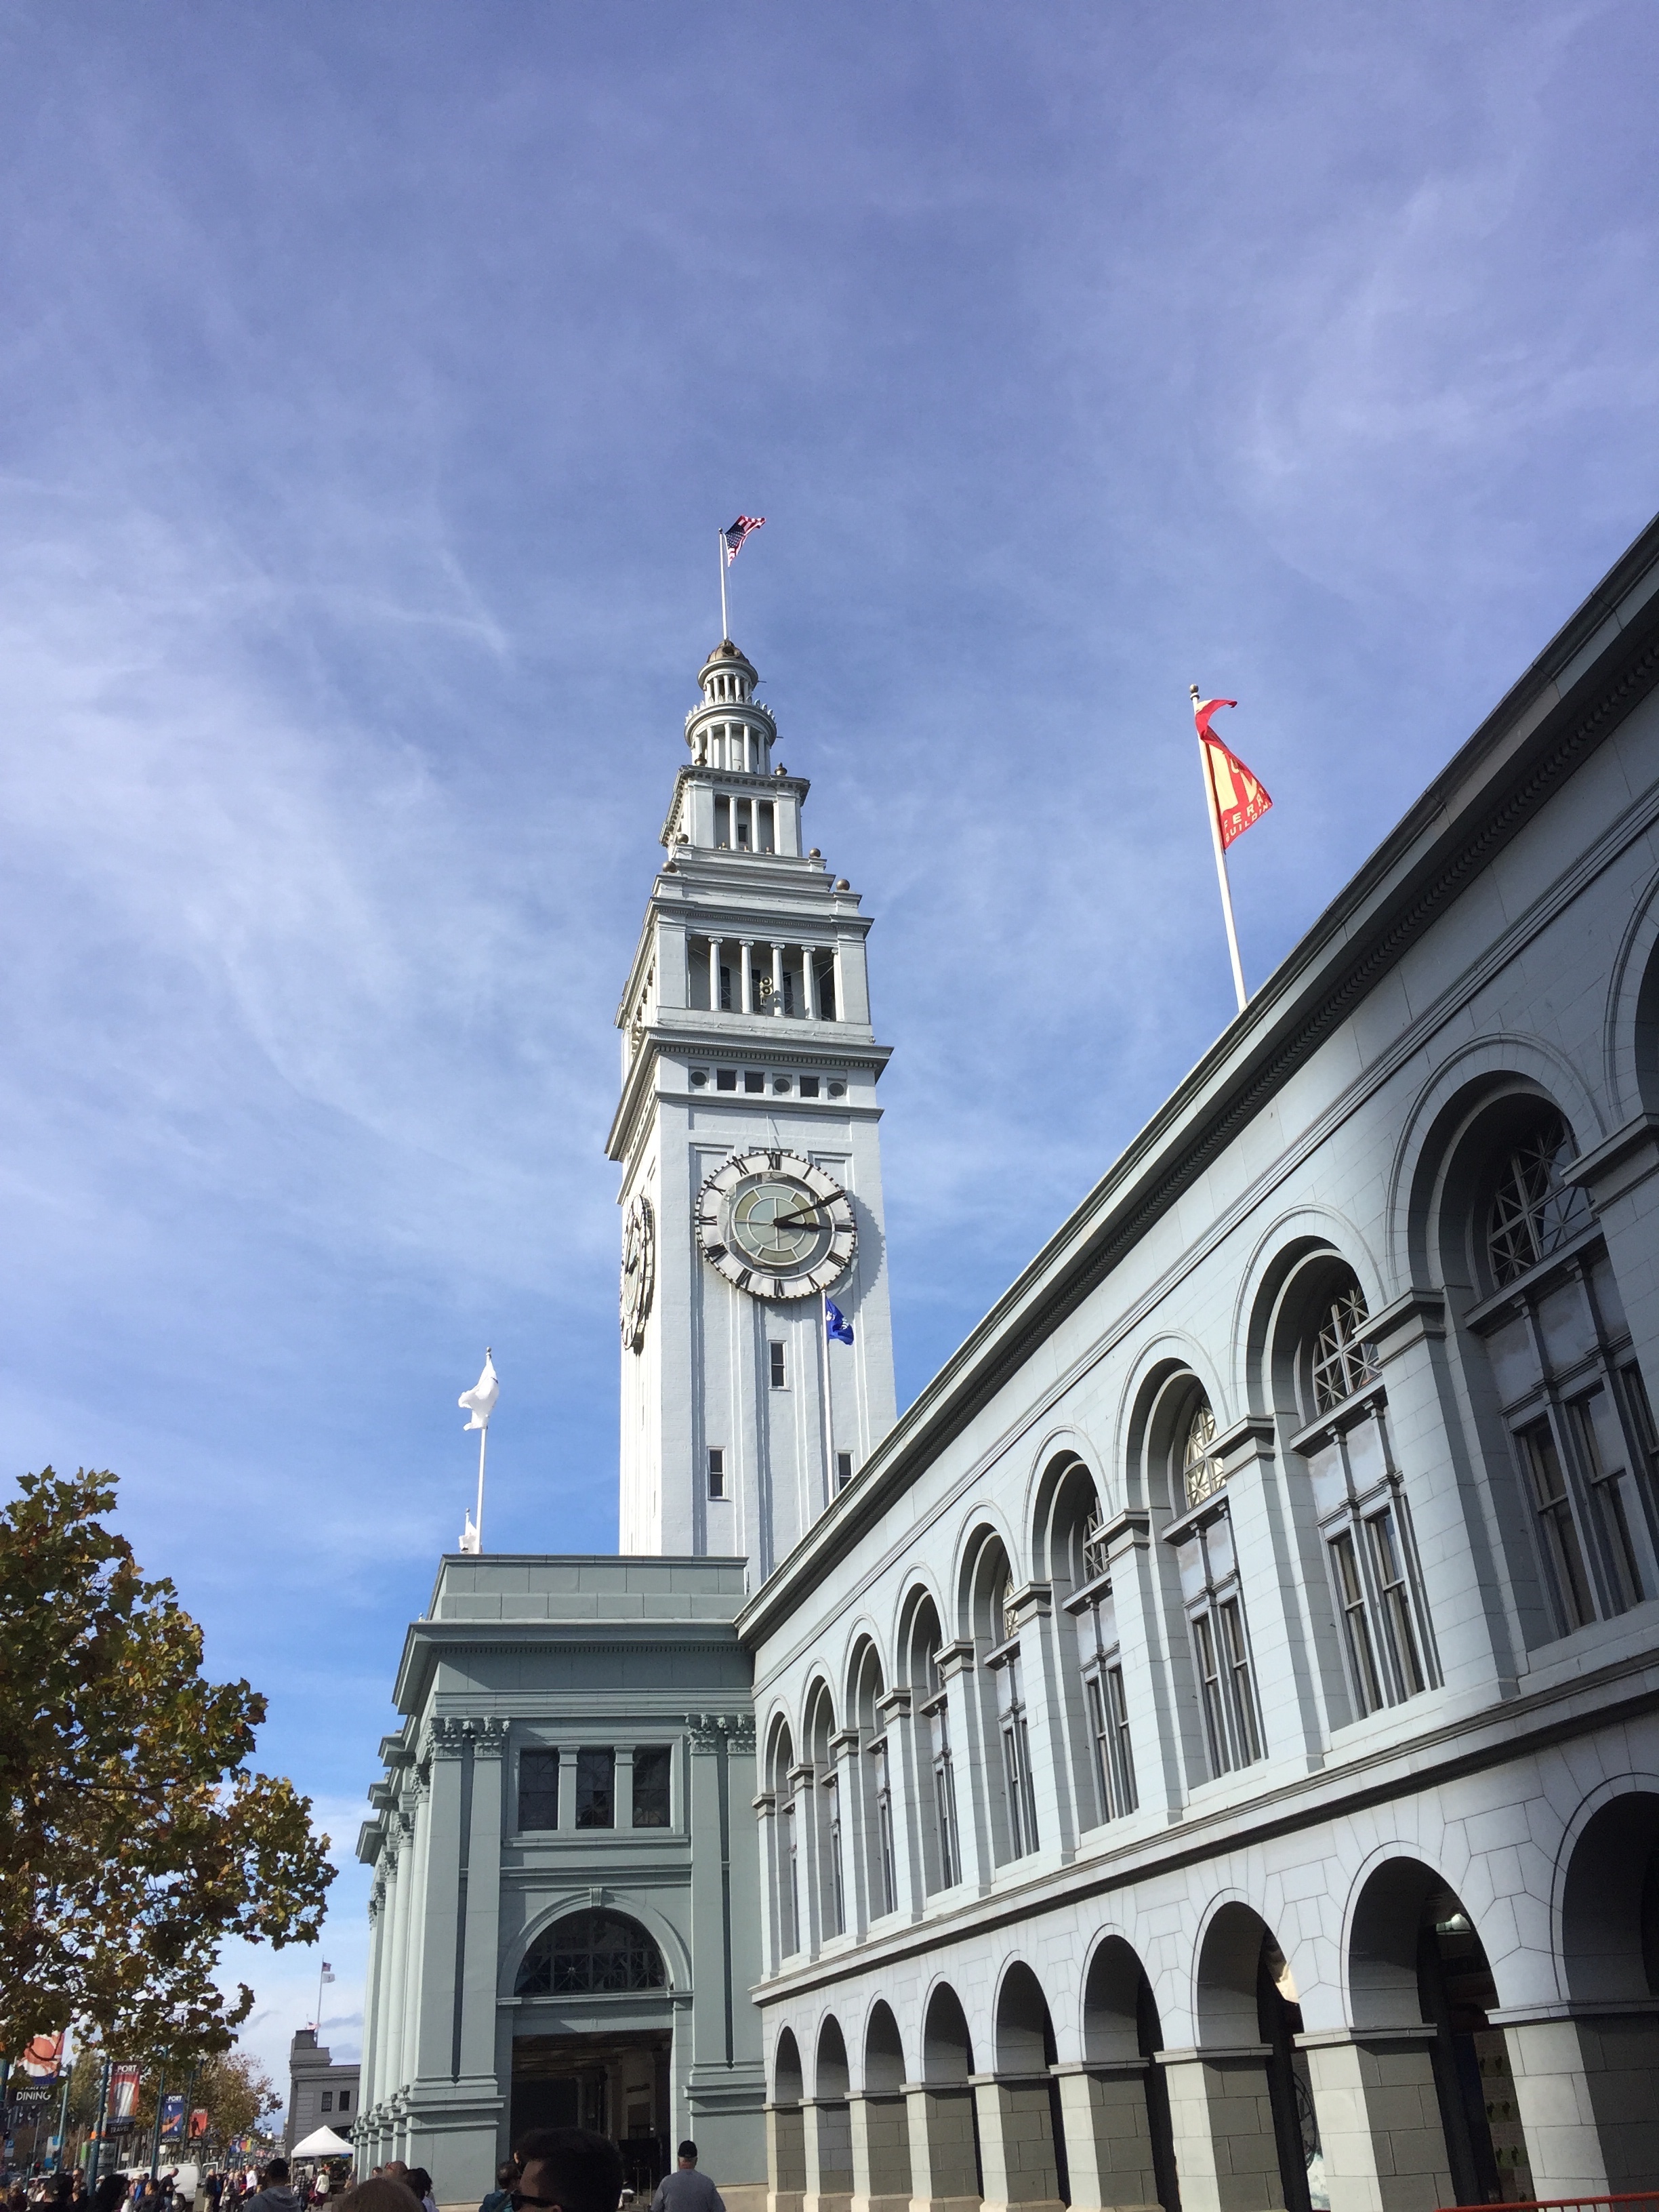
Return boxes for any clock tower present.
[606,638,898,1580]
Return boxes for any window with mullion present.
[1074,1576,1136,1823]
[991,1645,1040,1860]
[1479,1235,1656,1637]
[1175,1507,1265,1778]
[1305,1406,1437,1719]
[922,1689,960,1889]
[868,1736,897,1917]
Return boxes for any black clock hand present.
[768,1204,829,1229]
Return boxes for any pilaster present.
[1049,2062,1162,2212]
[873,1689,922,1923]
[1295,2026,1449,2212]
[970,2072,1065,2212]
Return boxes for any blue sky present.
[1,0,1655,2101]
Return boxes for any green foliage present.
[0,1468,336,2059]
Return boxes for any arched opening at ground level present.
[1350,1858,1531,2205]
[912,1984,982,2212]
[770,2029,807,2212]
[856,2003,912,2212]
[1553,1791,1659,2190]
[985,1961,1068,2212]
[1179,1903,1323,2212]
[510,1910,674,2196]
[1071,1935,1179,2212]
[806,2018,853,2212]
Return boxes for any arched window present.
[1458,1099,1658,1639]
[1159,1378,1262,1780]
[516,1910,666,1995]
[851,1641,896,1921]
[1183,1399,1225,1507]
[1309,1281,1380,1413]
[1289,1263,1435,1721]
[902,1594,958,1893]
[1048,1457,1136,1828]
[1486,1112,1590,1286]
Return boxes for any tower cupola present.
[686,639,777,773]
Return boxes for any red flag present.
[1191,693,1272,850]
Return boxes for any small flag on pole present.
[321,1962,335,1982]
[722,514,766,564]
[459,1351,499,1431]
[1191,694,1272,848]
[825,1299,855,1345]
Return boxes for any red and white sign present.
[20,2034,64,2081]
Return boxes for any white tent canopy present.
[291,2128,354,2158]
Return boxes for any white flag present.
[459,1349,499,1431]
[459,1510,482,1555]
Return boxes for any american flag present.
[723,514,766,564]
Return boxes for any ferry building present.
[359,514,1659,2212]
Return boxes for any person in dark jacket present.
[649,2144,723,2212]
[477,2160,518,2212]
[513,2131,622,2212]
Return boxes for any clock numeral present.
[704,1242,726,1261]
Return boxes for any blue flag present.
[825,1299,854,1345]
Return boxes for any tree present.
[133,2049,282,2148]
[0,1467,336,2059]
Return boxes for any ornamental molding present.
[687,1709,757,1754]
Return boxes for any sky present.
[1,0,1656,2109]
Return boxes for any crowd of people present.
[5,2129,727,2212]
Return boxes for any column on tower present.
[802,946,818,1019]
[709,938,722,1012]
[740,942,754,1014]
[771,943,785,1017]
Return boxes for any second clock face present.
[697,1149,856,1300]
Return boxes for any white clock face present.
[620,1193,655,1350]
[696,1150,856,1300]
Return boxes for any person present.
[512,2131,623,2212]
[239,2165,300,2212]
[90,2175,127,2212]
[330,2184,419,2212]
[648,2144,722,2212]
[478,2161,518,2212]
[404,2175,436,2212]
[205,2179,223,2212]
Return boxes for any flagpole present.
[474,1422,488,1550]
[1198,732,1248,1015]
[718,531,729,641]
[820,1292,836,1503]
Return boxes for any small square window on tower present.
[800,1075,820,1099]
[744,1070,764,1094]
[716,1069,737,1091]
[708,1448,726,1498]
[769,1342,787,1389]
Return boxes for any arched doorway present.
[1076,1936,1178,2212]
[771,2028,807,2212]
[511,1909,672,2192]
[1557,1793,1659,2187]
[1349,1860,1532,2204]
[859,2003,912,2212]
[989,1963,1068,2210]
[808,2018,853,2212]
[916,1984,981,2212]
[1193,1904,1324,2212]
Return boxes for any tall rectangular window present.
[1193,1614,1227,1776]
[1521,1418,1595,1631]
[825,1774,844,1936]
[1220,1600,1261,1762]
[769,1341,786,1389]
[925,1694,959,1889]
[1368,1506,1427,1696]
[708,1447,726,1498]
[871,1738,897,1917]
[1332,1530,1384,1715]
[815,958,837,1021]
[836,1451,853,1490]
[718,964,733,1010]
[337,2091,350,2113]
[632,1745,672,1828]
[321,2093,333,2114]
[575,1748,615,1829]
[1572,1386,1645,1609]
[519,1748,559,1831]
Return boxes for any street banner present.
[20,2032,64,2081]
[108,2065,141,2131]
[161,2094,186,2140]
[190,2110,209,2139]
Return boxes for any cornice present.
[739,514,1659,1648]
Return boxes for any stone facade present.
[738,516,1659,2212]
[286,2028,361,2153]
[356,1558,764,2210]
